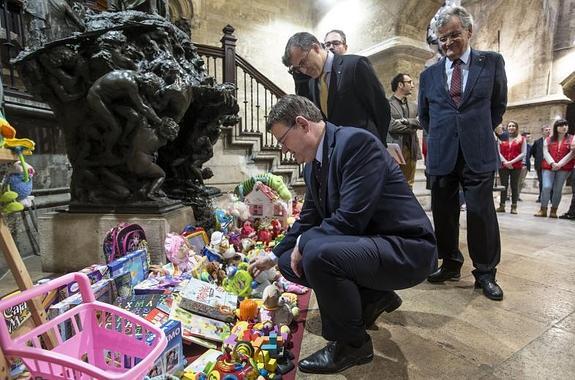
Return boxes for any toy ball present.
[227,266,238,278]
[251,280,259,289]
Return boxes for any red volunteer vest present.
[541,134,574,171]
[499,136,524,170]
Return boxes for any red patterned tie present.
[450,59,462,106]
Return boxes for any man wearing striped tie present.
[282,32,390,144]
[418,6,508,301]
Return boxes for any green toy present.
[234,173,291,201]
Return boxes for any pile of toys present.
[3,173,308,380]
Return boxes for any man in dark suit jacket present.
[249,95,437,374]
[418,6,507,300]
[530,125,552,201]
[282,32,390,143]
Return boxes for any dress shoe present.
[559,212,575,220]
[298,336,374,374]
[474,278,503,301]
[363,291,402,328]
[427,265,461,283]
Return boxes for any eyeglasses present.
[401,80,413,85]
[324,40,344,48]
[288,49,311,75]
[438,30,464,43]
[276,125,295,147]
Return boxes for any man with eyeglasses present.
[324,29,348,55]
[282,32,390,144]
[418,6,507,301]
[249,95,437,374]
[388,73,421,189]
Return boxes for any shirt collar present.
[446,46,471,67]
[323,50,334,77]
[393,94,407,103]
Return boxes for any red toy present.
[241,220,256,239]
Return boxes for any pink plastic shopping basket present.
[0,273,167,379]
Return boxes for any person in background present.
[388,73,421,189]
[559,132,575,220]
[496,121,526,214]
[535,119,574,218]
[518,131,532,202]
[530,125,552,202]
[324,29,348,55]
[283,32,390,143]
[418,5,507,301]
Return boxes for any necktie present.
[449,59,462,106]
[313,159,322,185]
[319,73,329,117]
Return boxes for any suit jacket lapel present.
[433,58,457,107]
[461,50,486,106]
[318,123,336,215]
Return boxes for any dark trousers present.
[431,152,501,280]
[536,168,543,198]
[498,168,521,205]
[277,234,434,343]
[568,169,575,214]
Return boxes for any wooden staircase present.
[196,25,305,193]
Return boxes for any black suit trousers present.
[276,234,431,343]
[430,150,501,280]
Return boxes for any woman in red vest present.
[496,121,526,214]
[535,119,574,218]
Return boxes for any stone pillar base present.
[39,206,195,272]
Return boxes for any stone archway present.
[168,0,194,23]
[562,71,575,102]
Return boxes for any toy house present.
[243,182,291,226]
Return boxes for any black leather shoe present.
[427,266,461,283]
[363,291,402,328]
[298,337,374,374]
[559,212,575,220]
[474,278,503,301]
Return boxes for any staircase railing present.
[195,25,302,177]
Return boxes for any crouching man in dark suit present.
[249,95,437,374]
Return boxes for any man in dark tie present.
[282,32,390,143]
[418,6,507,300]
[249,95,437,374]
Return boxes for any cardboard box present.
[108,249,148,287]
[179,278,238,322]
[146,320,185,377]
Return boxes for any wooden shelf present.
[0,148,18,163]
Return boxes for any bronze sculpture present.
[14,8,238,215]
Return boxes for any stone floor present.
[1,193,574,379]
[296,194,575,379]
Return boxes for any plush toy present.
[201,261,226,285]
[259,284,296,326]
[1,162,35,214]
[240,220,256,239]
[251,265,278,299]
[276,275,308,295]
[234,173,291,201]
[222,193,251,222]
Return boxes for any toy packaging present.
[179,278,238,322]
[114,294,170,319]
[108,249,149,287]
[112,271,133,299]
[146,320,184,378]
[183,348,221,374]
[169,303,231,343]
[57,264,109,300]
[48,278,114,340]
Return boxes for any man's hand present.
[248,255,276,279]
[290,245,303,277]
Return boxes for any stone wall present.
[189,0,316,93]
